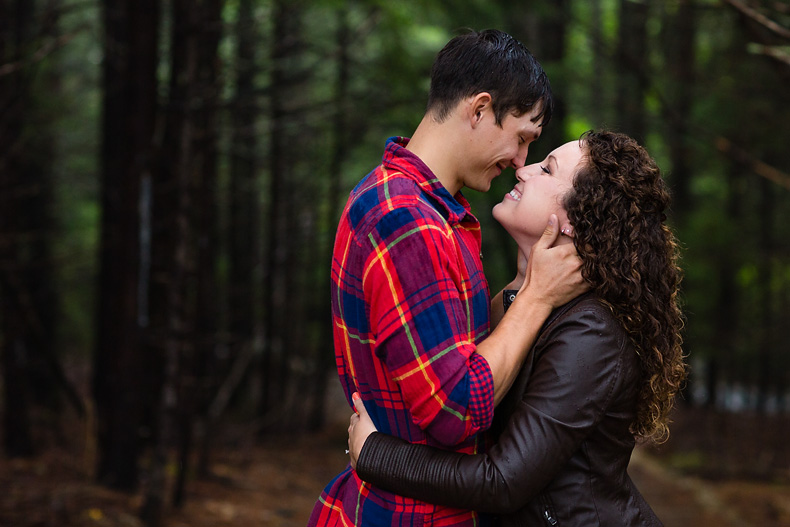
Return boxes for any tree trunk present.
[196,0,257,473]
[662,0,696,219]
[508,0,568,150]
[140,0,222,521]
[306,5,351,431]
[710,160,746,409]
[755,176,775,414]
[262,0,306,424]
[181,0,222,500]
[661,0,696,405]
[0,0,36,458]
[589,0,605,127]
[94,0,160,491]
[615,0,649,141]
[228,0,258,370]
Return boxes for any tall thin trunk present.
[212,0,263,448]
[589,0,605,127]
[262,0,304,422]
[0,0,35,458]
[663,0,695,219]
[141,0,222,520]
[140,0,194,521]
[182,0,221,498]
[756,176,775,414]
[533,0,567,149]
[307,6,350,431]
[228,0,258,362]
[94,0,160,491]
[709,160,746,408]
[0,0,81,453]
[662,0,696,404]
[615,0,649,141]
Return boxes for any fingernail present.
[352,392,360,401]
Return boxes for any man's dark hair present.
[427,29,553,127]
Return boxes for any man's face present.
[461,105,544,193]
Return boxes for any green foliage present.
[31,0,790,411]
[49,1,103,354]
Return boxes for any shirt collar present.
[382,137,473,224]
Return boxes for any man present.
[309,29,585,527]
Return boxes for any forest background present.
[1,0,790,526]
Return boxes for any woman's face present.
[492,140,584,248]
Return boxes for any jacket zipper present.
[540,494,558,526]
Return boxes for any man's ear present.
[467,92,492,128]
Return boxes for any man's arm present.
[363,203,496,445]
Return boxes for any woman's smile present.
[506,186,522,201]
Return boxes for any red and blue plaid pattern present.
[308,137,493,526]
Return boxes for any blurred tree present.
[520,0,569,151]
[93,0,160,491]
[0,0,37,458]
[224,0,259,418]
[615,0,648,142]
[306,3,352,431]
[724,0,790,413]
[682,0,790,409]
[262,0,309,426]
[0,0,81,458]
[588,0,606,128]
[196,0,258,478]
[659,0,697,404]
[661,0,696,219]
[141,0,223,522]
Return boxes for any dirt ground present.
[2,405,790,527]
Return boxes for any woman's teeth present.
[509,189,521,201]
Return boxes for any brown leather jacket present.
[356,293,662,526]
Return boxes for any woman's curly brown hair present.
[563,130,686,443]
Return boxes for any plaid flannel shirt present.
[308,137,494,527]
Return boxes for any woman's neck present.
[519,232,574,262]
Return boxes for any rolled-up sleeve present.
[363,203,494,446]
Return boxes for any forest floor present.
[2,394,790,527]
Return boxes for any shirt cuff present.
[467,352,495,431]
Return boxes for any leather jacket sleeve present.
[355,299,632,513]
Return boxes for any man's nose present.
[515,144,530,168]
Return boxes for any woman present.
[347,130,686,526]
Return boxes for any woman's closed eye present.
[540,165,550,174]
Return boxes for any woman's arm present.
[350,300,630,513]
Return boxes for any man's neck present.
[405,114,464,196]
